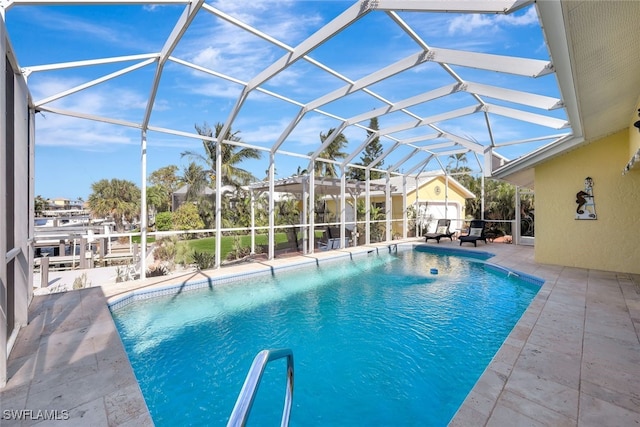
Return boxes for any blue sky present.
[4,1,564,200]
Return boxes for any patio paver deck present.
[1,240,639,426]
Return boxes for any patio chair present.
[317,227,350,250]
[459,220,487,247]
[424,219,454,243]
[317,228,331,250]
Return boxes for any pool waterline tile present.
[107,242,419,311]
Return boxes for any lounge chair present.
[317,227,350,250]
[317,227,331,250]
[424,219,454,243]
[459,220,487,247]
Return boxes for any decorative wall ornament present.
[575,177,597,220]
[622,147,640,175]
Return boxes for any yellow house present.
[47,198,71,210]
[369,174,475,236]
[497,113,640,275]
[323,174,475,238]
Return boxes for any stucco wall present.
[535,129,640,274]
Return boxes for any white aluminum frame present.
[0,0,576,277]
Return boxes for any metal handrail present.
[227,348,294,427]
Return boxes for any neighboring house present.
[170,184,234,211]
[39,198,89,224]
[368,174,475,236]
[323,174,475,237]
[47,197,70,210]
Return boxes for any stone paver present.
[0,287,152,427]
[2,240,639,426]
[449,242,640,426]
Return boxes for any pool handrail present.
[227,348,294,427]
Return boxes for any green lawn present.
[138,230,326,261]
[183,233,291,259]
[131,235,155,244]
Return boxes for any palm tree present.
[34,195,48,216]
[348,117,384,180]
[179,161,208,203]
[293,165,308,176]
[87,179,141,232]
[447,153,468,172]
[148,165,180,210]
[182,122,261,188]
[146,185,166,217]
[311,128,348,177]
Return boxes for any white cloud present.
[35,113,136,150]
[448,14,498,36]
[191,46,223,69]
[495,7,539,27]
[31,76,148,149]
[287,115,346,148]
[32,76,147,115]
[28,8,135,48]
[178,0,322,84]
[184,80,243,99]
[448,7,538,35]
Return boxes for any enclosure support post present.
[385,171,391,242]
[140,130,147,279]
[480,174,485,220]
[365,169,370,245]
[515,186,521,246]
[445,174,449,219]
[268,152,275,261]
[402,175,407,239]
[302,177,308,254]
[215,133,222,269]
[250,190,255,254]
[352,194,357,247]
[340,166,346,249]
[309,168,315,253]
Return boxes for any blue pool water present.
[112,248,540,426]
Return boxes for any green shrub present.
[155,212,173,231]
[193,251,215,270]
[173,203,205,234]
[146,263,168,278]
[176,243,193,267]
[226,235,251,261]
[154,237,178,262]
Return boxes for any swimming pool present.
[112,246,541,426]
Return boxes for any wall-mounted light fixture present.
[634,109,640,132]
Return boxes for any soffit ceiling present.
[493,0,640,188]
[3,0,587,182]
[564,0,640,142]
